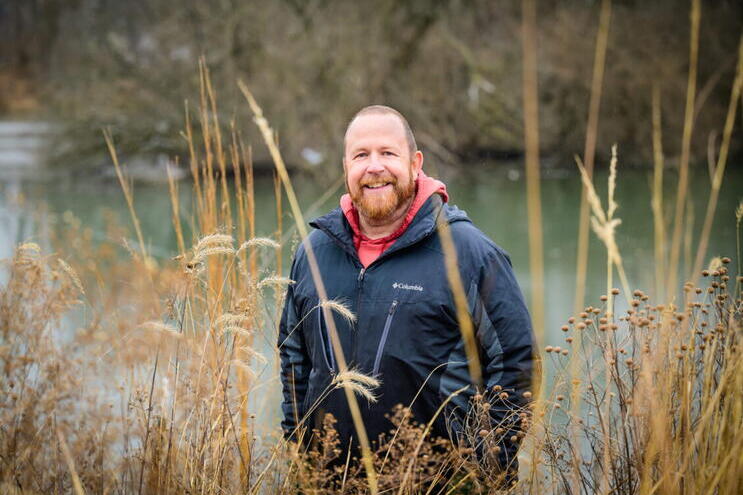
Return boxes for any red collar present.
[340,171,449,244]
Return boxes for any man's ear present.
[412,150,423,179]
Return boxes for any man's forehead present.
[345,113,407,143]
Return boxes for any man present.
[278,105,534,476]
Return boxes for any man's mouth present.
[363,182,393,190]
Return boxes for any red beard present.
[348,170,416,222]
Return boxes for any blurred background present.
[0,0,741,337]
[2,0,741,167]
[2,3,741,490]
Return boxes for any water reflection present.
[2,164,740,336]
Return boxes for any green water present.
[1,163,740,345]
[1,161,740,432]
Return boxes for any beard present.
[348,168,417,222]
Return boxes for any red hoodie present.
[340,171,449,267]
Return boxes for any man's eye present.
[354,152,367,159]
[382,151,395,156]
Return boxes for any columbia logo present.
[392,282,424,292]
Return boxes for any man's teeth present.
[365,183,389,189]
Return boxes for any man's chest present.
[292,245,463,371]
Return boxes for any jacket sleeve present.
[469,246,535,473]
[278,255,311,438]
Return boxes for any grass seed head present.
[236,237,281,255]
[257,276,295,290]
[320,299,357,324]
[57,259,85,296]
[194,233,234,253]
[332,369,380,403]
[139,321,182,339]
[191,246,236,265]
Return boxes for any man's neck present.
[358,196,415,239]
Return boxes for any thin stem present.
[574,0,612,316]
[667,0,701,297]
[521,0,545,351]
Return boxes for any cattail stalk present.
[436,215,482,387]
[667,0,701,297]
[651,85,666,301]
[574,0,612,316]
[521,0,545,349]
[166,158,187,257]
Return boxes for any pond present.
[1,123,741,435]
[2,147,739,344]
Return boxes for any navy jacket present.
[278,194,534,468]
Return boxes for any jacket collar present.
[339,171,449,244]
[310,194,470,263]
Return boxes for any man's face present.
[343,113,423,223]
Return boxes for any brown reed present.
[2,28,742,493]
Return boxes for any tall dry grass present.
[2,12,742,495]
[2,115,741,495]
[2,191,739,494]
[574,0,612,316]
[525,145,742,494]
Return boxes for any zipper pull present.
[357,267,366,283]
[389,300,398,313]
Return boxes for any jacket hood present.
[338,171,450,266]
[310,190,470,263]
[339,170,449,240]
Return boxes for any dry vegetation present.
[2,2,743,491]
[2,66,742,493]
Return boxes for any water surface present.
[2,158,739,342]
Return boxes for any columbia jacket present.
[278,194,534,470]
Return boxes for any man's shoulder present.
[290,229,330,260]
[444,204,510,263]
[289,214,347,269]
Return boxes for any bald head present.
[343,105,417,158]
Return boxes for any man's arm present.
[469,247,535,472]
[278,256,311,438]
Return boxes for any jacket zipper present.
[351,267,366,364]
[372,300,398,375]
[356,267,366,313]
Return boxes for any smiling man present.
[278,105,535,481]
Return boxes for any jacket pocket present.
[317,306,336,372]
[373,300,399,375]
[301,383,313,417]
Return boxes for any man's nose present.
[366,152,386,173]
